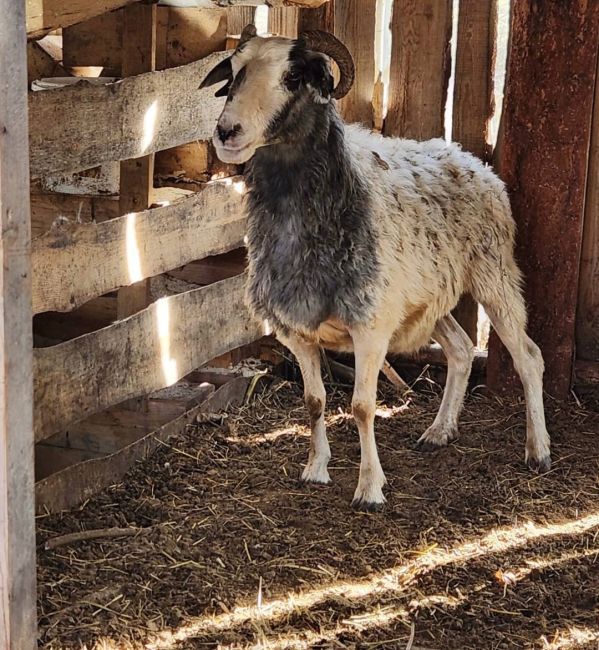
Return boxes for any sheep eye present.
[284,71,301,91]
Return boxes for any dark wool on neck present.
[244,101,379,334]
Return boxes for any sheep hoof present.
[351,497,385,513]
[301,460,331,485]
[526,454,551,473]
[416,424,458,451]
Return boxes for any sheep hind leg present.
[416,315,475,451]
[482,302,551,472]
[278,332,331,484]
[350,329,391,511]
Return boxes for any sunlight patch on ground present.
[144,512,599,649]
[539,626,599,649]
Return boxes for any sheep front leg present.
[350,329,390,511]
[277,332,331,484]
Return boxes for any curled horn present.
[299,30,355,99]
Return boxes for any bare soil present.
[37,376,599,649]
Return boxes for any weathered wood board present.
[576,53,599,360]
[34,274,264,440]
[35,377,251,513]
[487,0,599,398]
[32,180,246,314]
[384,0,452,139]
[29,50,230,177]
[0,1,37,647]
[335,0,376,127]
[451,0,497,342]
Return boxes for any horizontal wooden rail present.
[34,273,264,441]
[158,1,328,6]
[26,0,139,39]
[32,178,246,314]
[29,50,228,177]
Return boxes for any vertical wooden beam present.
[383,0,453,139]
[0,0,37,647]
[297,1,334,33]
[487,0,599,398]
[269,7,299,37]
[334,0,376,127]
[117,3,157,319]
[576,53,599,361]
[227,6,255,34]
[451,0,497,342]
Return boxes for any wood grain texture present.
[384,0,452,139]
[451,0,497,342]
[297,1,334,32]
[29,49,229,177]
[0,1,38,647]
[26,0,137,39]
[487,0,599,398]
[269,7,299,37]
[35,377,250,513]
[576,53,599,360]
[227,6,255,34]
[118,3,157,320]
[32,180,246,314]
[335,0,376,126]
[34,274,263,440]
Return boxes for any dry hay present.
[37,375,599,649]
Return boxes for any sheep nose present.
[217,123,241,143]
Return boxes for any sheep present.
[199,25,551,510]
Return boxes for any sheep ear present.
[199,57,233,91]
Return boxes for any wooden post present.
[117,3,157,319]
[297,1,334,33]
[451,0,497,342]
[383,0,453,140]
[334,0,376,127]
[227,6,255,34]
[269,8,299,37]
[576,53,599,361]
[487,0,599,398]
[0,0,38,647]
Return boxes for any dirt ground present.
[37,374,599,650]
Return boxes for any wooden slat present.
[27,40,68,85]
[451,0,497,343]
[118,3,157,320]
[26,0,137,39]
[335,0,376,126]
[35,376,251,514]
[576,53,599,360]
[0,0,37,647]
[159,0,328,6]
[32,179,246,314]
[269,7,299,38]
[487,0,599,398]
[227,6,255,34]
[29,49,230,177]
[297,2,334,32]
[383,0,453,139]
[34,274,264,440]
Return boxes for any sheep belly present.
[299,318,354,352]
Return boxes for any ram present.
[200,26,551,511]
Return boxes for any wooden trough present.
[1,0,598,647]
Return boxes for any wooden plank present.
[0,0,38,646]
[451,0,497,343]
[383,0,453,139]
[297,2,334,32]
[166,8,228,66]
[118,3,157,320]
[227,6,255,34]
[269,8,299,38]
[334,0,376,127]
[576,53,599,360]
[26,0,137,39]
[32,180,246,314]
[35,376,251,513]
[487,0,599,399]
[159,0,328,6]
[575,360,599,386]
[34,274,264,440]
[29,49,230,177]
